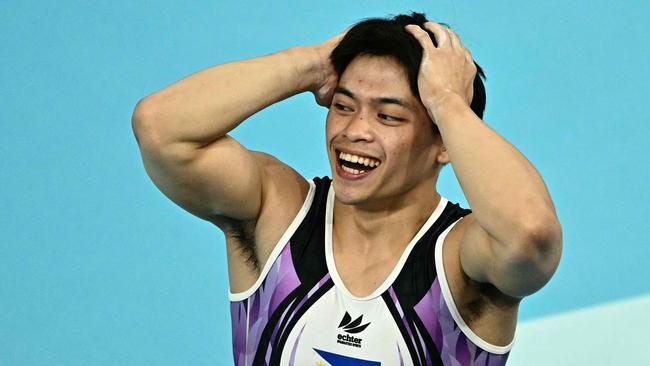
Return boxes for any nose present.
[343,109,374,142]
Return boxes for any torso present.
[328,222,518,348]
[225,177,516,365]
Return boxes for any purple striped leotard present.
[229,177,513,365]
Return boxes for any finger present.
[446,28,462,50]
[421,22,450,48]
[467,84,474,105]
[404,24,437,54]
[464,48,474,64]
[328,27,350,47]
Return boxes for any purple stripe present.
[389,287,423,365]
[261,273,331,363]
[397,342,404,366]
[412,317,431,363]
[230,241,301,365]
[283,273,331,331]
[270,298,294,346]
[288,324,307,365]
[389,287,404,318]
[413,278,510,366]
[230,300,248,365]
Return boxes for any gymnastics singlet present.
[229,177,513,365]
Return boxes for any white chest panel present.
[280,286,412,365]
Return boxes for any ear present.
[437,145,450,164]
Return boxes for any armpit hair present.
[226,220,259,270]
[462,281,520,327]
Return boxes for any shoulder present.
[247,151,311,249]
[440,212,519,346]
[221,155,315,292]
[250,151,309,210]
[443,213,519,304]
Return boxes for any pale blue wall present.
[2,1,648,364]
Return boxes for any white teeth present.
[341,165,365,175]
[337,151,380,167]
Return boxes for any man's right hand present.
[306,31,346,107]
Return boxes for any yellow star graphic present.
[315,361,327,366]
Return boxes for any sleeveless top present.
[229,177,513,365]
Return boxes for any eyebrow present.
[334,86,411,109]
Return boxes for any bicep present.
[137,134,264,222]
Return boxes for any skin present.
[132,21,562,348]
[326,55,446,297]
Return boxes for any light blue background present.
[2,1,648,364]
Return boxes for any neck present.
[332,179,441,255]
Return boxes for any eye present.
[378,113,404,122]
[333,103,353,112]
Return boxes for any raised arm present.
[131,34,341,223]
[406,23,562,298]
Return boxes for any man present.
[132,12,562,366]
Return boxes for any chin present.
[331,180,369,206]
[334,194,362,206]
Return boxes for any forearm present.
[433,95,558,244]
[132,46,320,147]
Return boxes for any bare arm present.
[406,23,562,298]
[131,35,341,223]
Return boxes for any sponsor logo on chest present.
[336,311,371,348]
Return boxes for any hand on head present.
[404,22,477,118]
[309,30,348,107]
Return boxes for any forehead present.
[338,55,413,99]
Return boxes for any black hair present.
[330,12,486,120]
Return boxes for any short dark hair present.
[330,12,486,120]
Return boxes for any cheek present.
[385,129,412,151]
[409,121,436,147]
[325,113,344,140]
[324,113,333,138]
[386,131,430,164]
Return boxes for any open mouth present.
[336,150,381,177]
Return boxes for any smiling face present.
[326,55,449,208]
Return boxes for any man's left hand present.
[404,22,476,122]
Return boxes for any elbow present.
[503,216,563,297]
[522,212,563,268]
[131,97,206,167]
[131,96,166,149]
[131,97,153,140]
[516,212,562,255]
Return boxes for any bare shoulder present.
[441,214,520,347]
[252,151,310,223]
[215,150,309,251]
[219,151,310,293]
[252,151,310,258]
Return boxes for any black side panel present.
[290,176,331,286]
[392,201,471,310]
